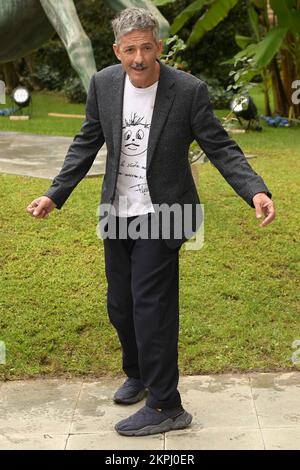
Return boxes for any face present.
[123,123,149,156]
[113,29,163,88]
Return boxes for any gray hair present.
[112,8,160,44]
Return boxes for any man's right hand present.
[26,196,57,219]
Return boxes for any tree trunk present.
[281,33,299,118]
[2,62,19,94]
[262,68,272,115]
[24,53,41,91]
[270,56,289,116]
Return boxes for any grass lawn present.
[0,91,85,136]
[0,86,299,380]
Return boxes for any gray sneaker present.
[115,405,193,436]
[113,377,147,405]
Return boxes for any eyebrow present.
[123,42,154,48]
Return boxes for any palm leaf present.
[171,0,209,35]
[187,0,239,46]
[235,35,253,49]
[254,26,287,68]
[153,0,176,6]
[231,43,258,62]
[248,4,260,42]
[270,0,300,35]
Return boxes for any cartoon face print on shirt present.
[122,112,150,157]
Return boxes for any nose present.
[134,48,144,65]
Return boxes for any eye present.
[124,130,132,140]
[136,129,144,140]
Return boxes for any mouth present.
[126,144,139,149]
[131,67,147,73]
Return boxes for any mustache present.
[131,64,147,70]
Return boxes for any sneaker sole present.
[115,411,193,436]
[113,389,147,405]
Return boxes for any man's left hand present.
[252,193,275,227]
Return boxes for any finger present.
[36,209,49,219]
[41,209,50,218]
[32,205,45,217]
[260,211,275,227]
[27,200,42,214]
[27,205,40,216]
[27,206,35,214]
[255,204,263,219]
[26,201,38,213]
[260,205,275,227]
[32,209,42,218]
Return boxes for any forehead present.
[118,29,157,47]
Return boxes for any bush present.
[29,64,62,91]
[196,75,235,109]
[159,0,252,84]
[63,77,86,103]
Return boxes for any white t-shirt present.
[113,75,158,217]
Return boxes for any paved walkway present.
[0,131,106,179]
[0,131,254,182]
[0,372,300,450]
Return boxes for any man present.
[27,8,275,436]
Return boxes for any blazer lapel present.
[110,62,175,170]
[147,62,175,170]
[111,65,126,163]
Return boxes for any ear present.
[156,40,164,58]
[113,44,121,61]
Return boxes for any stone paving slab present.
[180,375,258,429]
[0,131,106,179]
[262,427,300,450]
[0,378,82,435]
[165,428,264,450]
[70,378,142,434]
[66,432,164,451]
[250,372,300,428]
[0,372,299,450]
[0,433,68,450]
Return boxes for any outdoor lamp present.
[12,86,31,108]
[230,95,257,121]
[230,95,261,130]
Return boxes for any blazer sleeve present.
[44,74,105,209]
[191,81,271,207]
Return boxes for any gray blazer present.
[44,61,271,246]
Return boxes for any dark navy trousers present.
[103,215,181,409]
